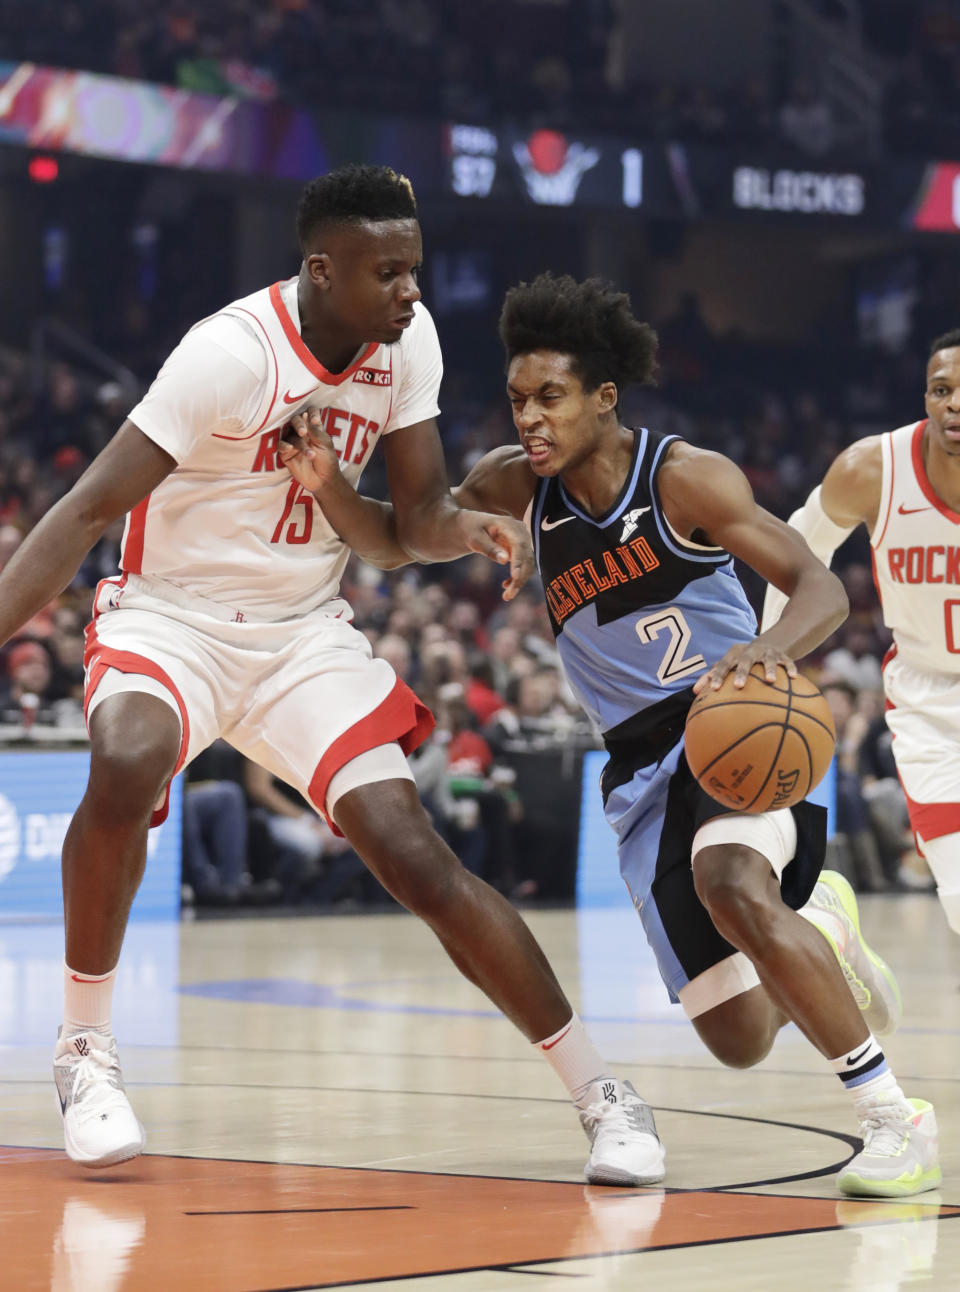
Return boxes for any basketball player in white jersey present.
[0,166,661,1186]
[763,330,960,940]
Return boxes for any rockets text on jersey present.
[119,278,442,619]
[250,409,381,475]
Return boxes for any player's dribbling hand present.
[693,640,799,693]
[277,408,341,493]
[459,511,534,600]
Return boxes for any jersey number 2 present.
[271,481,314,545]
[636,607,706,683]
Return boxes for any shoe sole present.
[584,1163,666,1187]
[817,870,903,1037]
[64,1129,146,1169]
[837,1164,942,1199]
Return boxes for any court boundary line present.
[228,1211,960,1292]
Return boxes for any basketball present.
[684,664,836,813]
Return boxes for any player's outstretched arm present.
[452,445,537,519]
[759,436,882,631]
[383,423,536,600]
[658,444,848,691]
[0,422,175,650]
[279,420,537,592]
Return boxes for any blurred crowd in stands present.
[0,270,943,909]
[1,0,959,160]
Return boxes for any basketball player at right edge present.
[284,275,940,1197]
[764,330,960,939]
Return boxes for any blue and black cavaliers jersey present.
[531,426,757,762]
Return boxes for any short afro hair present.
[929,328,960,357]
[296,164,417,252]
[499,273,658,399]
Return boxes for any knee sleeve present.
[692,808,797,881]
[327,743,415,820]
[917,832,960,935]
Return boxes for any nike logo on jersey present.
[620,506,651,542]
[282,388,315,405]
[898,503,932,515]
[541,515,575,531]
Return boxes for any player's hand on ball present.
[694,640,799,694]
[278,408,341,493]
[458,511,534,600]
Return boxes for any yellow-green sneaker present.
[801,870,902,1038]
[838,1096,941,1198]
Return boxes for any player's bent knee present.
[86,712,180,820]
[692,847,778,935]
[690,986,778,1068]
[86,745,175,821]
[696,1021,775,1069]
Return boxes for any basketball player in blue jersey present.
[284,273,941,1198]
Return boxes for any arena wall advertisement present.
[2,61,959,234]
[0,751,181,921]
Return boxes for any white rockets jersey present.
[871,419,960,673]
[122,278,442,619]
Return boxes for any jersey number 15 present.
[271,481,314,545]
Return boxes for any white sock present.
[829,1033,886,1091]
[851,1068,910,1115]
[533,1013,610,1105]
[828,1036,909,1116]
[63,960,117,1034]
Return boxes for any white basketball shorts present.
[83,574,433,829]
[883,649,960,842]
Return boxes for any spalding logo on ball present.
[684,664,836,813]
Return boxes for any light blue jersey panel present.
[557,563,757,735]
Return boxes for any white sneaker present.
[838,1095,941,1199]
[579,1078,665,1186]
[801,870,902,1038]
[53,1028,145,1169]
